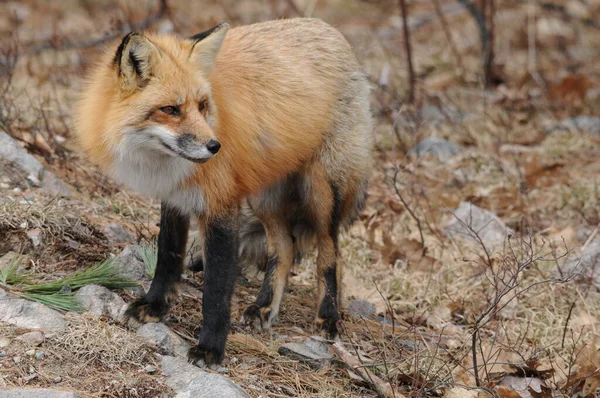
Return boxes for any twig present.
[432,0,464,77]
[332,342,403,398]
[398,0,415,103]
[393,169,426,255]
[561,301,576,349]
[457,0,492,87]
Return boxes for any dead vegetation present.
[1,0,600,397]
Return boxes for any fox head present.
[75,23,229,198]
[116,23,229,162]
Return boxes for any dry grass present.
[53,314,155,369]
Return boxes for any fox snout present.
[161,133,220,163]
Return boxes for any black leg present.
[316,183,343,338]
[317,262,340,338]
[125,202,189,323]
[188,215,239,366]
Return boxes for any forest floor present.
[1,0,600,397]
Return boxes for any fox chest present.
[111,153,206,215]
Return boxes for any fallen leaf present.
[548,74,591,105]
[496,386,522,398]
[498,376,545,398]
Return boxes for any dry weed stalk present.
[398,0,415,103]
[457,0,496,87]
[457,224,577,386]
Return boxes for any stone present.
[103,223,134,243]
[16,331,44,346]
[0,389,82,398]
[410,137,462,160]
[113,245,149,281]
[395,105,471,132]
[278,341,333,369]
[556,237,600,288]
[304,336,330,356]
[348,299,376,319]
[0,131,72,197]
[545,116,600,135]
[160,355,249,398]
[137,323,189,358]
[445,202,513,249]
[26,229,43,247]
[75,284,127,321]
[0,290,68,331]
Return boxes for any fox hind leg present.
[304,164,344,338]
[242,185,295,330]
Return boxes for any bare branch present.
[398,0,415,103]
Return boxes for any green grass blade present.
[138,243,157,278]
[0,255,30,285]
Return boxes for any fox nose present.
[206,139,221,154]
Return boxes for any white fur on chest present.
[110,132,206,215]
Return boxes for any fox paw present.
[188,344,224,367]
[315,316,340,340]
[123,298,169,326]
[241,304,276,330]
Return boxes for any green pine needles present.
[0,255,138,312]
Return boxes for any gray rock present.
[75,284,126,321]
[0,290,68,331]
[0,131,72,197]
[113,245,149,281]
[16,331,44,346]
[545,116,600,135]
[278,340,333,369]
[138,323,189,358]
[410,137,462,160]
[348,299,376,319]
[445,202,513,249]
[26,229,43,247]
[556,238,600,288]
[396,106,470,132]
[304,336,330,356]
[160,355,249,398]
[103,223,134,243]
[0,389,82,398]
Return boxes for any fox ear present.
[114,32,157,91]
[189,22,229,75]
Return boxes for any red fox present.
[75,18,373,366]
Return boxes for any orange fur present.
[75,19,362,217]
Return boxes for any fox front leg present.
[124,202,189,324]
[188,214,239,366]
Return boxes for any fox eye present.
[199,100,208,113]
[160,106,181,116]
